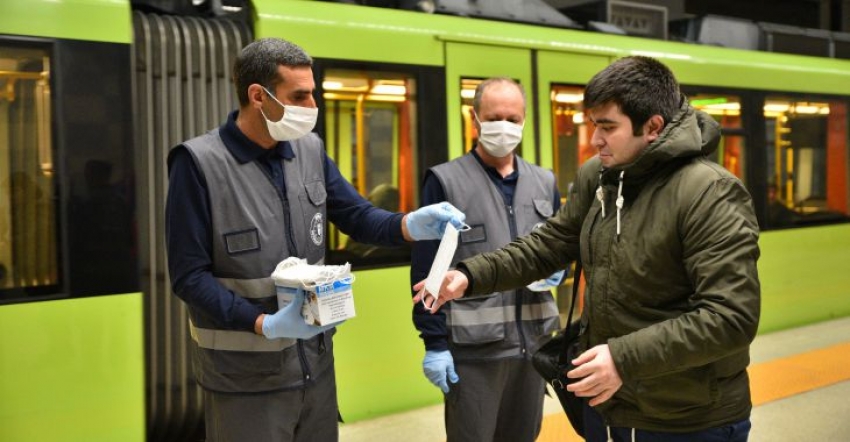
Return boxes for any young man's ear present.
[645,115,665,142]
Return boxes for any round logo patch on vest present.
[310,213,324,246]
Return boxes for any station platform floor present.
[339,316,850,442]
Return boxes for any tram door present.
[537,51,609,198]
[445,43,534,162]
[536,51,609,320]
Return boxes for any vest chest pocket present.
[459,224,487,245]
[532,199,553,218]
[301,180,327,252]
[305,180,327,206]
[448,293,507,345]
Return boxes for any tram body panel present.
[0,294,144,442]
[0,0,849,438]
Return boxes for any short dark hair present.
[584,56,680,135]
[472,77,526,115]
[233,38,313,106]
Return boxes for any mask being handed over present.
[262,87,318,141]
[476,114,523,158]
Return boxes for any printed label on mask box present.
[304,278,355,326]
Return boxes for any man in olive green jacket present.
[416,56,760,441]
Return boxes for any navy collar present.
[471,148,519,181]
[219,110,295,164]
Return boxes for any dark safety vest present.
[430,154,561,361]
[180,130,330,393]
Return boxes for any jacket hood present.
[602,98,721,183]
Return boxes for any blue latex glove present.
[526,270,566,292]
[423,350,459,393]
[261,290,340,340]
[406,202,466,241]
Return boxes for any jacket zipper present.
[587,194,603,266]
[281,198,299,256]
[259,160,299,256]
[260,159,308,380]
[507,204,528,357]
[584,192,604,335]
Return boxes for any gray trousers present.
[445,357,546,442]
[203,366,338,442]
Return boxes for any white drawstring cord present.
[596,172,606,218]
[604,425,636,442]
[615,171,625,237]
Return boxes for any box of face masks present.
[272,257,356,326]
[303,277,355,325]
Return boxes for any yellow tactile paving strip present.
[535,342,850,442]
[749,342,850,405]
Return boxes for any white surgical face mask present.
[476,114,523,158]
[420,222,471,312]
[261,87,318,141]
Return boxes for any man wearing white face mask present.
[411,77,566,442]
[165,38,465,442]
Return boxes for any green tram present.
[1,0,849,440]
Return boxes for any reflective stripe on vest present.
[446,301,560,327]
[189,319,295,352]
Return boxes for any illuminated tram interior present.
[0,47,56,292]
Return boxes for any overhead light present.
[701,108,741,116]
[554,93,583,104]
[323,81,344,91]
[366,94,406,102]
[371,84,406,95]
[794,105,820,114]
[460,89,475,99]
[322,76,369,92]
[703,102,740,111]
[764,103,789,113]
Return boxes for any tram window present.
[460,78,524,156]
[322,69,417,266]
[0,46,58,299]
[764,97,849,228]
[689,94,747,183]
[550,85,591,199]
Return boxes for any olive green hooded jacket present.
[459,101,761,431]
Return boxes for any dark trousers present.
[444,358,546,442]
[584,402,751,442]
[203,366,338,442]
